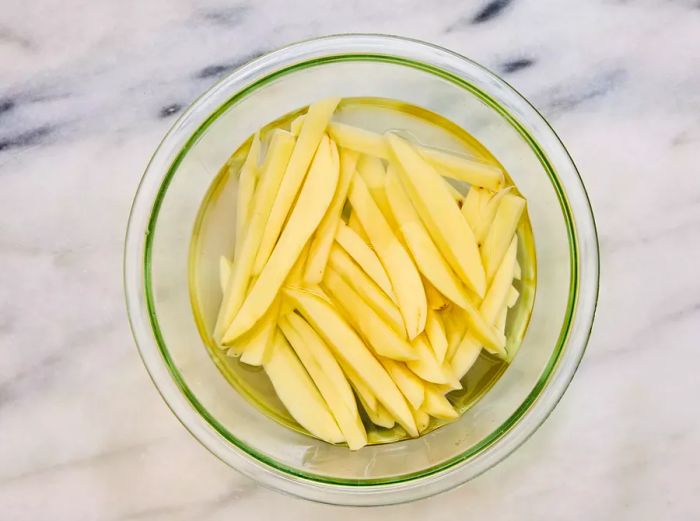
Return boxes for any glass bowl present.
[124,34,599,505]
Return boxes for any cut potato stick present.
[214,130,296,340]
[443,179,464,203]
[452,237,518,376]
[384,169,503,351]
[239,299,280,366]
[362,401,396,429]
[279,244,310,315]
[347,210,370,244]
[335,223,395,300]
[412,407,430,433]
[264,331,344,444]
[378,357,425,409]
[304,148,359,284]
[323,269,417,361]
[223,136,339,342]
[327,245,403,333]
[385,167,474,308]
[425,308,448,363]
[235,132,261,254]
[407,335,461,388]
[513,259,522,280]
[290,114,305,136]
[283,312,356,410]
[387,134,486,297]
[356,154,394,224]
[344,365,378,414]
[442,309,467,361]
[425,280,449,311]
[285,289,418,436]
[279,315,367,450]
[482,194,526,282]
[219,256,232,294]
[495,305,508,334]
[254,98,340,274]
[422,386,458,420]
[348,174,426,340]
[507,286,519,308]
[328,121,503,190]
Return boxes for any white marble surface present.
[1,0,699,518]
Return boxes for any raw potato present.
[285,289,418,437]
[495,305,507,334]
[279,315,367,450]
[422,385,458,420]
[328,121,504,190]
[507,286,519,308]
[425,307,448,363]
[385,167,474,309]
[290,114,305,136]
[464,186,513,245]
[335,223,395,299]
[482,194,526,282]
[215,130,296,341]
[362,401,396,429]
[323,269,417,361]
[283,312,356,410]
[254,98,340,275]
[387,134,486,297]
[407,335,461,388]
[425,280,449,311]
[513,260,522,280]
[304,148,359,284]
[348,173,427,339]
[412,407,431,433]
[235,132,261,254]
[327,245,404,333]
[378,357,425,409]
[223,135,339,342]
[264,331,344,444]
[219,256,232,293]
[239,299,280,366]
[344,364,378,414]
[356,154,394,225]
[347,210,370,244]
[451,237,518,377]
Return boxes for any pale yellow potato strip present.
[304,147,359,284]
[452,237,518,376]
[283,312,356,410]
[412,407,430,433]
[285,289,418,436]
[235,132,261,254]
[425,307,448,364]
[407,335,461,388]
[335,223,395,300]
[264,331,344,444]
[356,154,394,225]
[223,136,339,342]
[385,167,472,308]
[327,244,403,333]
[387,134,486,297]
[422,385,458,420]
[348,174,426,339]
[344,365,377,414]
[482,194,526,282]
[347,210,370,243]
[279,315,367,450]
[363,401,395,429]
[495,305,507,334]
[254,98,340,274]
[323,269,417,361]
[378,357,425,409]
[424,280,449,311]
[239,299,280,366]
[329,121,504,190]
[385,167,503,352]
[214,130,295,340]
[219,256,232,294]
[507,286,519,308]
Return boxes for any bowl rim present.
[124,33,599,505]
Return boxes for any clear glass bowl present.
[124,34,599,505]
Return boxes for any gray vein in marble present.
[0,125,55,152]
[500,57,535,74]
[199,5,252,27]
[537,69,625,115]
[0,439,162,485]
[445,0,515,32]
[196,49,268,79]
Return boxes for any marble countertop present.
[2,0,699,519]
